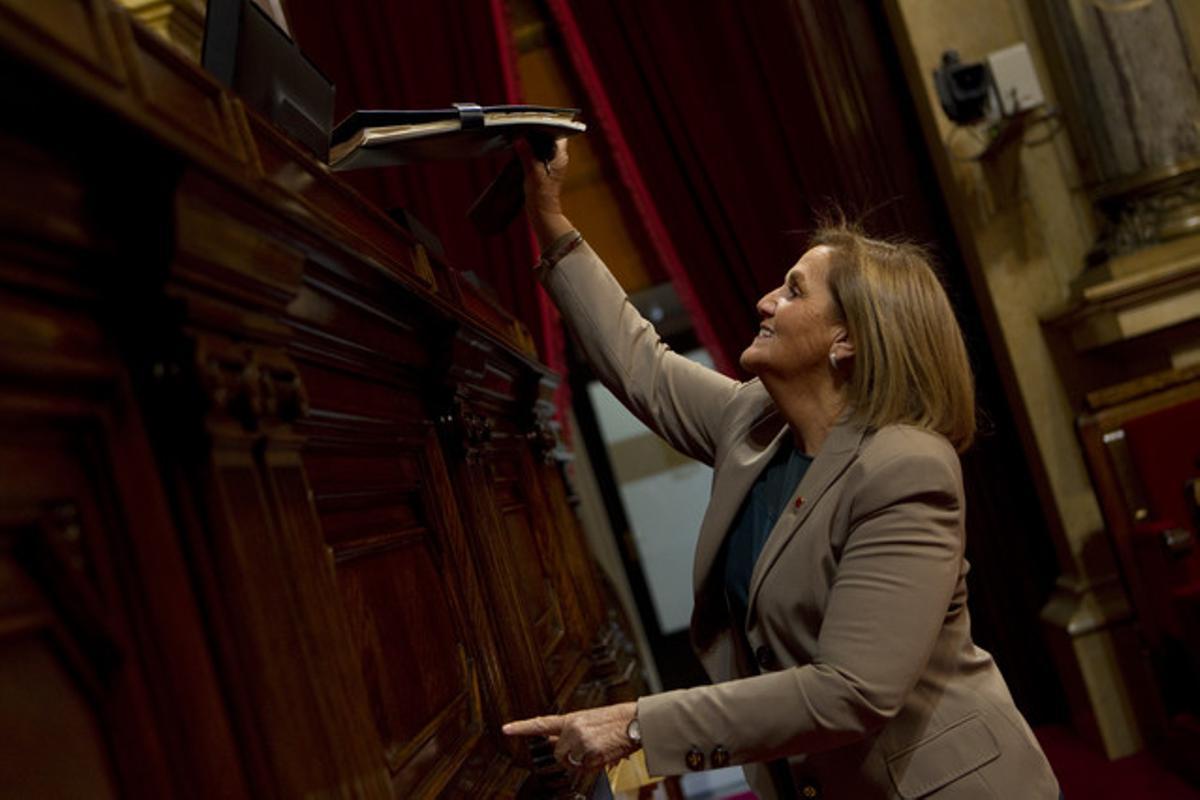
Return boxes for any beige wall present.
[1179,3,1200,71]
[886,0,1142,757]
[888,0,1110,584]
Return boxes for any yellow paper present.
[606,749,661,794]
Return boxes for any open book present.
[329,103,586,171]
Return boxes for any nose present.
[756,287,779,318]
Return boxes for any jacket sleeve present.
[636,443,965,773]
[538,240,740,466]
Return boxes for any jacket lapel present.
[689,407,788,654]
[743,418,868,625]
[692,413,789,593]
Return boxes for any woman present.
[503,140,1059,799]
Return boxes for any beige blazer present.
[539,243,1059,799]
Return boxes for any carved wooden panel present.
[0,328,242,798]
[0,0,126,88]
[301,367,512,797]
[440,386,601,710]
[283,247,528,796]
[0,3,643,797]
[497,448,576,686]
[143,328,391,799]
[115,13,248,163]
[0,499,126,799]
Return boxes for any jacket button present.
[755,644,774,669]
[710,745,730,768]
[799,781,821,798]
[685,747,706,771]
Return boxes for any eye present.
[786,281,801,298]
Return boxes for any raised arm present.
[520,138,738,465]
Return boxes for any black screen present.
[201,0,334,159]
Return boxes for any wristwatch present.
[626,715,642,747]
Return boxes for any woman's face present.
[740,246,844,381]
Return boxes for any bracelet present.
[535,230,584,272]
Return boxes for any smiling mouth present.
[756,326,774,339]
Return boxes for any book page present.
[328,110,586,170]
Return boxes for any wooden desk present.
[0,2,638,797]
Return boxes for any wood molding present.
[0,2,645,796]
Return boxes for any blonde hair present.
[813,222,976,452]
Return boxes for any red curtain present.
[285,0,564,380]
[546,0,947,376]
[544,0,733,375]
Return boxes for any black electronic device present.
[933,50,992,125]
[201,0,334,159]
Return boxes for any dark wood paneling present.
[0,287,247,799]
[300,368,510,797]
[0,450,166,800]
[0,2,641,797]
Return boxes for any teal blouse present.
[721,444,813,631]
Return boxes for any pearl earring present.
[829,351,839,369]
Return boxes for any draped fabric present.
[543,0,734,375]
[546,0,947,376]
[285,0,565,383]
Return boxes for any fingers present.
[507,713,584,769]
[546,136,568,170]
[514,136,568,174]
[506,705,635,772]
[551,732,594,770]
[502,715,562,737]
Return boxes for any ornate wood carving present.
[0,506,127,798]
[526,417,561,464]
[195,336,310,429]
[0,2,644,798]
[438,395,496,464]
[117,0,206,63]
[0,363,247,797]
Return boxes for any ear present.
[830,326,855,364]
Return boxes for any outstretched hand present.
[503,700,639,770]
[515,135,574,249]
